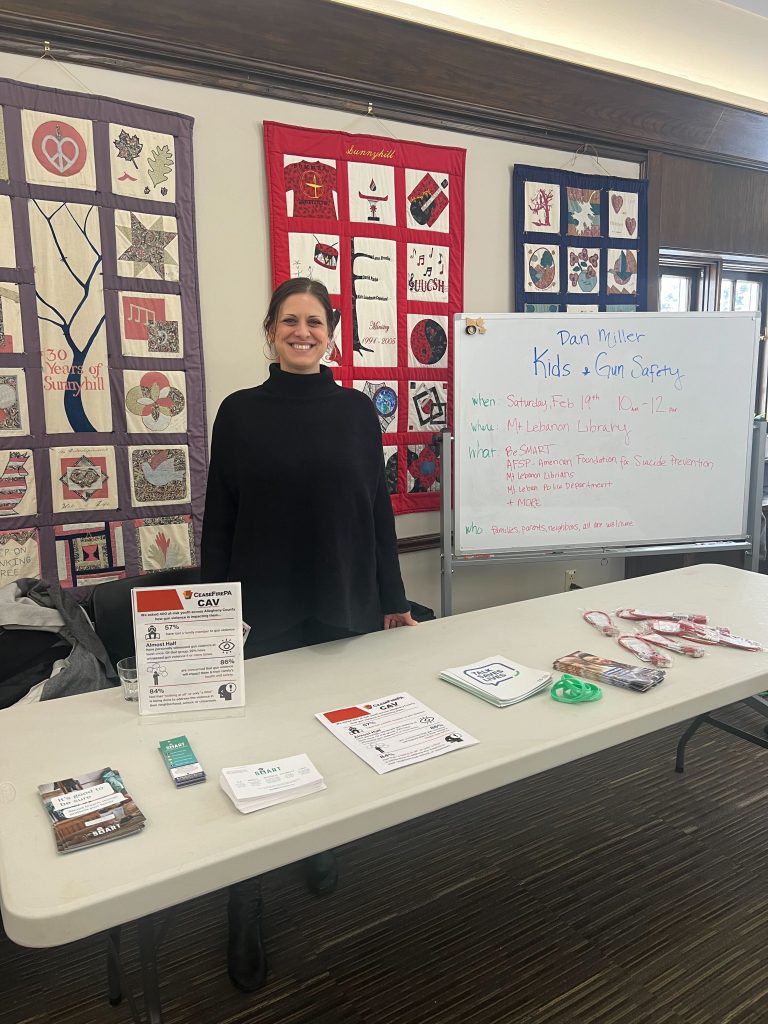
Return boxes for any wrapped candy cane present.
[582,610,620,637]
[642,632,706,658]
[616,608,708,623]
[639,619,690,635]
[716,632,765,652]
[617,634,673,667]
[676,623,722,644]
[678,623,764,652]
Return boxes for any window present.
[659,253,768,415]
[659,274,692,311]
[720,274,762,313]
[657,263,703,312]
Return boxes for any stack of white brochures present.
[440,656,552,707]
[220,754,326,813]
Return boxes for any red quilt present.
[264,122,465,514]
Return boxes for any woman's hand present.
[383,610,418,629]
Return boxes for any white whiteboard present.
[454,312,759,555]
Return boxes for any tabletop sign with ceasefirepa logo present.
[131,583,245,715]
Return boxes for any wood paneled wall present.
[655,154,768,256]
[0,0,767,170]
[0,2,766,266]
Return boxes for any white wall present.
[0,50,634,614]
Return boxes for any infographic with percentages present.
[131,583,245,715]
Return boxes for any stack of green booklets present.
[440,655,552,707]
[159,735,206,787]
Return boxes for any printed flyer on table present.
[316,692,478,773]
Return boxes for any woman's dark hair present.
[263,278,335,339]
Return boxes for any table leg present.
[107,926,122,1006]
[676,705,768,774]
[675,715,706,772]
[701,715,768,751]
[137,915,164,1024]
[744,694,768,729]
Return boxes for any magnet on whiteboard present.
[465,317,486,335]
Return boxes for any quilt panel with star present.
[0,78,207,588]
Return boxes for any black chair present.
[90,567,201,669]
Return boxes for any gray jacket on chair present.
[0,578,117,702]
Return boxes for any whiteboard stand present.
[440,422,765,617]
[746,418,767,572]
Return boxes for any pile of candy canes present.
[582,608,764,669]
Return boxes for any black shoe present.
[227,878,267,992]
[305,851,338,895]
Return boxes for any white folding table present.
[1,564,767,1022]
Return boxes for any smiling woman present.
[265,279,333,373]
[200,275,416,993]
[202,276,415,642]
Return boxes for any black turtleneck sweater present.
[201,364,409,640]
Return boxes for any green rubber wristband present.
[550,673,602,704]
